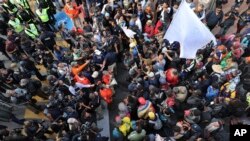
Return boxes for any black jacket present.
[206,11,224,26]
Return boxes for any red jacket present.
[100,88,112,104]
[154,20,163,35]
[165,68,179,86]
[64,3,81,19]
[144,25,155,37]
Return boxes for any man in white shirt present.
[101,0,115,15]
[193,4,206,21]
[133,15,142,32]
[68,81,94,95]
[159,3,171,23]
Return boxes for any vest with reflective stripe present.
[16,0,30,9]
[8,18,24,33]
[25,23,39,39]
[36,8,49,22]
[3,1,18,14]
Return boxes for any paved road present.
[211,0,249,34]
[108,63,130,136]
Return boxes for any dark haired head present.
[216,5,222,9]
[173,126,181,132]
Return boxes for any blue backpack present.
[241,34,250,48]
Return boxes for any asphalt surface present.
[108,63,130,136]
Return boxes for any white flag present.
[164,0,216,59]
[141,0,147,10]
[121,27,136,38]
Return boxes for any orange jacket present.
[71,62,88,76]
[100,88,113,104]
[102,74,111,85]
[74,75,90,85]
[64,3,80,19]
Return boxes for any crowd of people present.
[0,0,250,141]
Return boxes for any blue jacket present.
[206,86,219,101]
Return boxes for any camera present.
[81,122,91,133]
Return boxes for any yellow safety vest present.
[16,0,30,9]
[25,23,39,39]
[8,18,24,33]
[3,1,18,14]
[36,8,49,23]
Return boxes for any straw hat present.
[146,20,152,25]
[212,64,224,74]
[147,72,155,78]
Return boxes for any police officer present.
[0,8,9,35]
[1,0,18,15]
[36,6,55,31]
[24,23,39,40]
[15,0,34,17]
[39,28,56,51]
[36,0,56,19]
[17,7,34,24]
[0,6,9,22]
[8,15,24,34]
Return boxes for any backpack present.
[211,103,229,118]
[235,84,248,102]
[241,64,250,90]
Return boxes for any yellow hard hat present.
[148,112,155,120]
[122,116,131,123]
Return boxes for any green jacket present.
[127,129,146,141]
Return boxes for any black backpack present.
[211,103,229,118]
[241,64,250,90]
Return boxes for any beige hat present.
[129,42,137,48]
[212,64,224,74]
[147,20,152,24]
[147,72,155,78]
[174,86,188,102]
[129,39,137,48]
[67,117,78,131]
[10,63,17,68]
[92,71,99,78]
[20,79,29,86]
[67,118,78,124]
[94,49,102,55]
